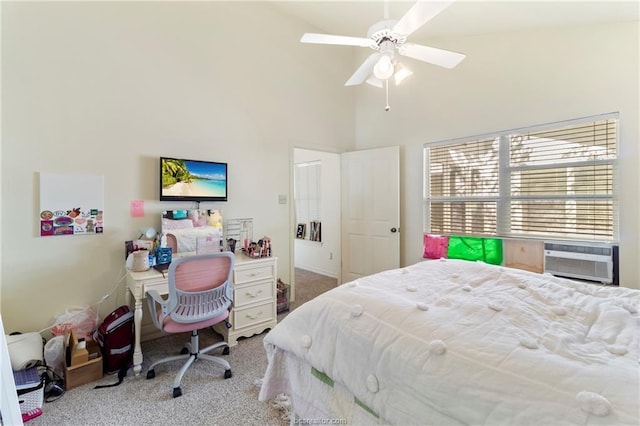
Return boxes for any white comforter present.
[260,259,640,425]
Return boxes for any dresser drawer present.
[233,301,275,329]
[235,280,274,307]
[234,264,274,284]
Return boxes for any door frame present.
[289,145,343,303]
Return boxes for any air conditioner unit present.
[543,242,615,284]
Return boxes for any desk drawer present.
[233,301,274,329]
[234,264,274,284]
[144,280,168,295]
[235,280,274,307]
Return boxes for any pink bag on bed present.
[423,234,449,259]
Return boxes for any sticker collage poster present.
[39,172,104,237]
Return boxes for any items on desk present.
[227,238,237,252]
[156,247,172,264]
[126,224,171,272]
[244,236,272,258]
[126,249,151,272]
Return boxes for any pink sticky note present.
[130,200,144,218]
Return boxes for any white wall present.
[3,5,637,340]
[0,2,355,333]
[353,21,640,288]
[293,148,341,278]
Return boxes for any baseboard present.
[295,266,338,279]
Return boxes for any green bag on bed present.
[446,236,503,265]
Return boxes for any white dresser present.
[213,256,278,346]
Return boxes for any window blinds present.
[425,114,618,241]
[427,137,499,235]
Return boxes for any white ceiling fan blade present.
[366,76,384,88]
[393,0,455,37]
[398,42,465,69]
[345,53,382,86]
[301,33,375,48]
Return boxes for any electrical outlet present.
[278,194,287,204]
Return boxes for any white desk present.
[125,255,277,376]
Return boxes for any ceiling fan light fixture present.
[393,62,413,85]
[373,54,394,80]
[300,0,466,88]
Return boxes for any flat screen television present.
[160,157,228,202]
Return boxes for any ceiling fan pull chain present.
[385,79,390,112]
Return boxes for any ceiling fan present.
[300,0,465,109]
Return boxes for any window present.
[424,113,618,242]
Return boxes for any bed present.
[259,259,639,425]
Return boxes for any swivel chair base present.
[146,330,232,398]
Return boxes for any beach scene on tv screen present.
[162,158,226,197]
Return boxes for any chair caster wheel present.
[173,387,182,398]
[224,369,232,379]
[222,346,230,355]
[180,347,189,355]
[146,369,155,379]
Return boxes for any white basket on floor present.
[17,380,44,414]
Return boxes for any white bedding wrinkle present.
[260,259,640,425]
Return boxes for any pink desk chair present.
[145,252,234,398]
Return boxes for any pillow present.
[447,236,484,262]
[192,217,207,227]
[161,218,194,231]
[186,210,207,227]
[164,210,188,220]
[446,236,503,265]
[423,234,449,259]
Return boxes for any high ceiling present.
[272,1,639,41]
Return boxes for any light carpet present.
[28,268,337,426]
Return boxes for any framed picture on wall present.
[310,220,321,242]
[296,223,306,239]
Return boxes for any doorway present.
[292,148,341,280]
[289,146,400,303]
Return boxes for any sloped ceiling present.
[271,1,639,41]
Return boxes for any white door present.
[341,146,400,282]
